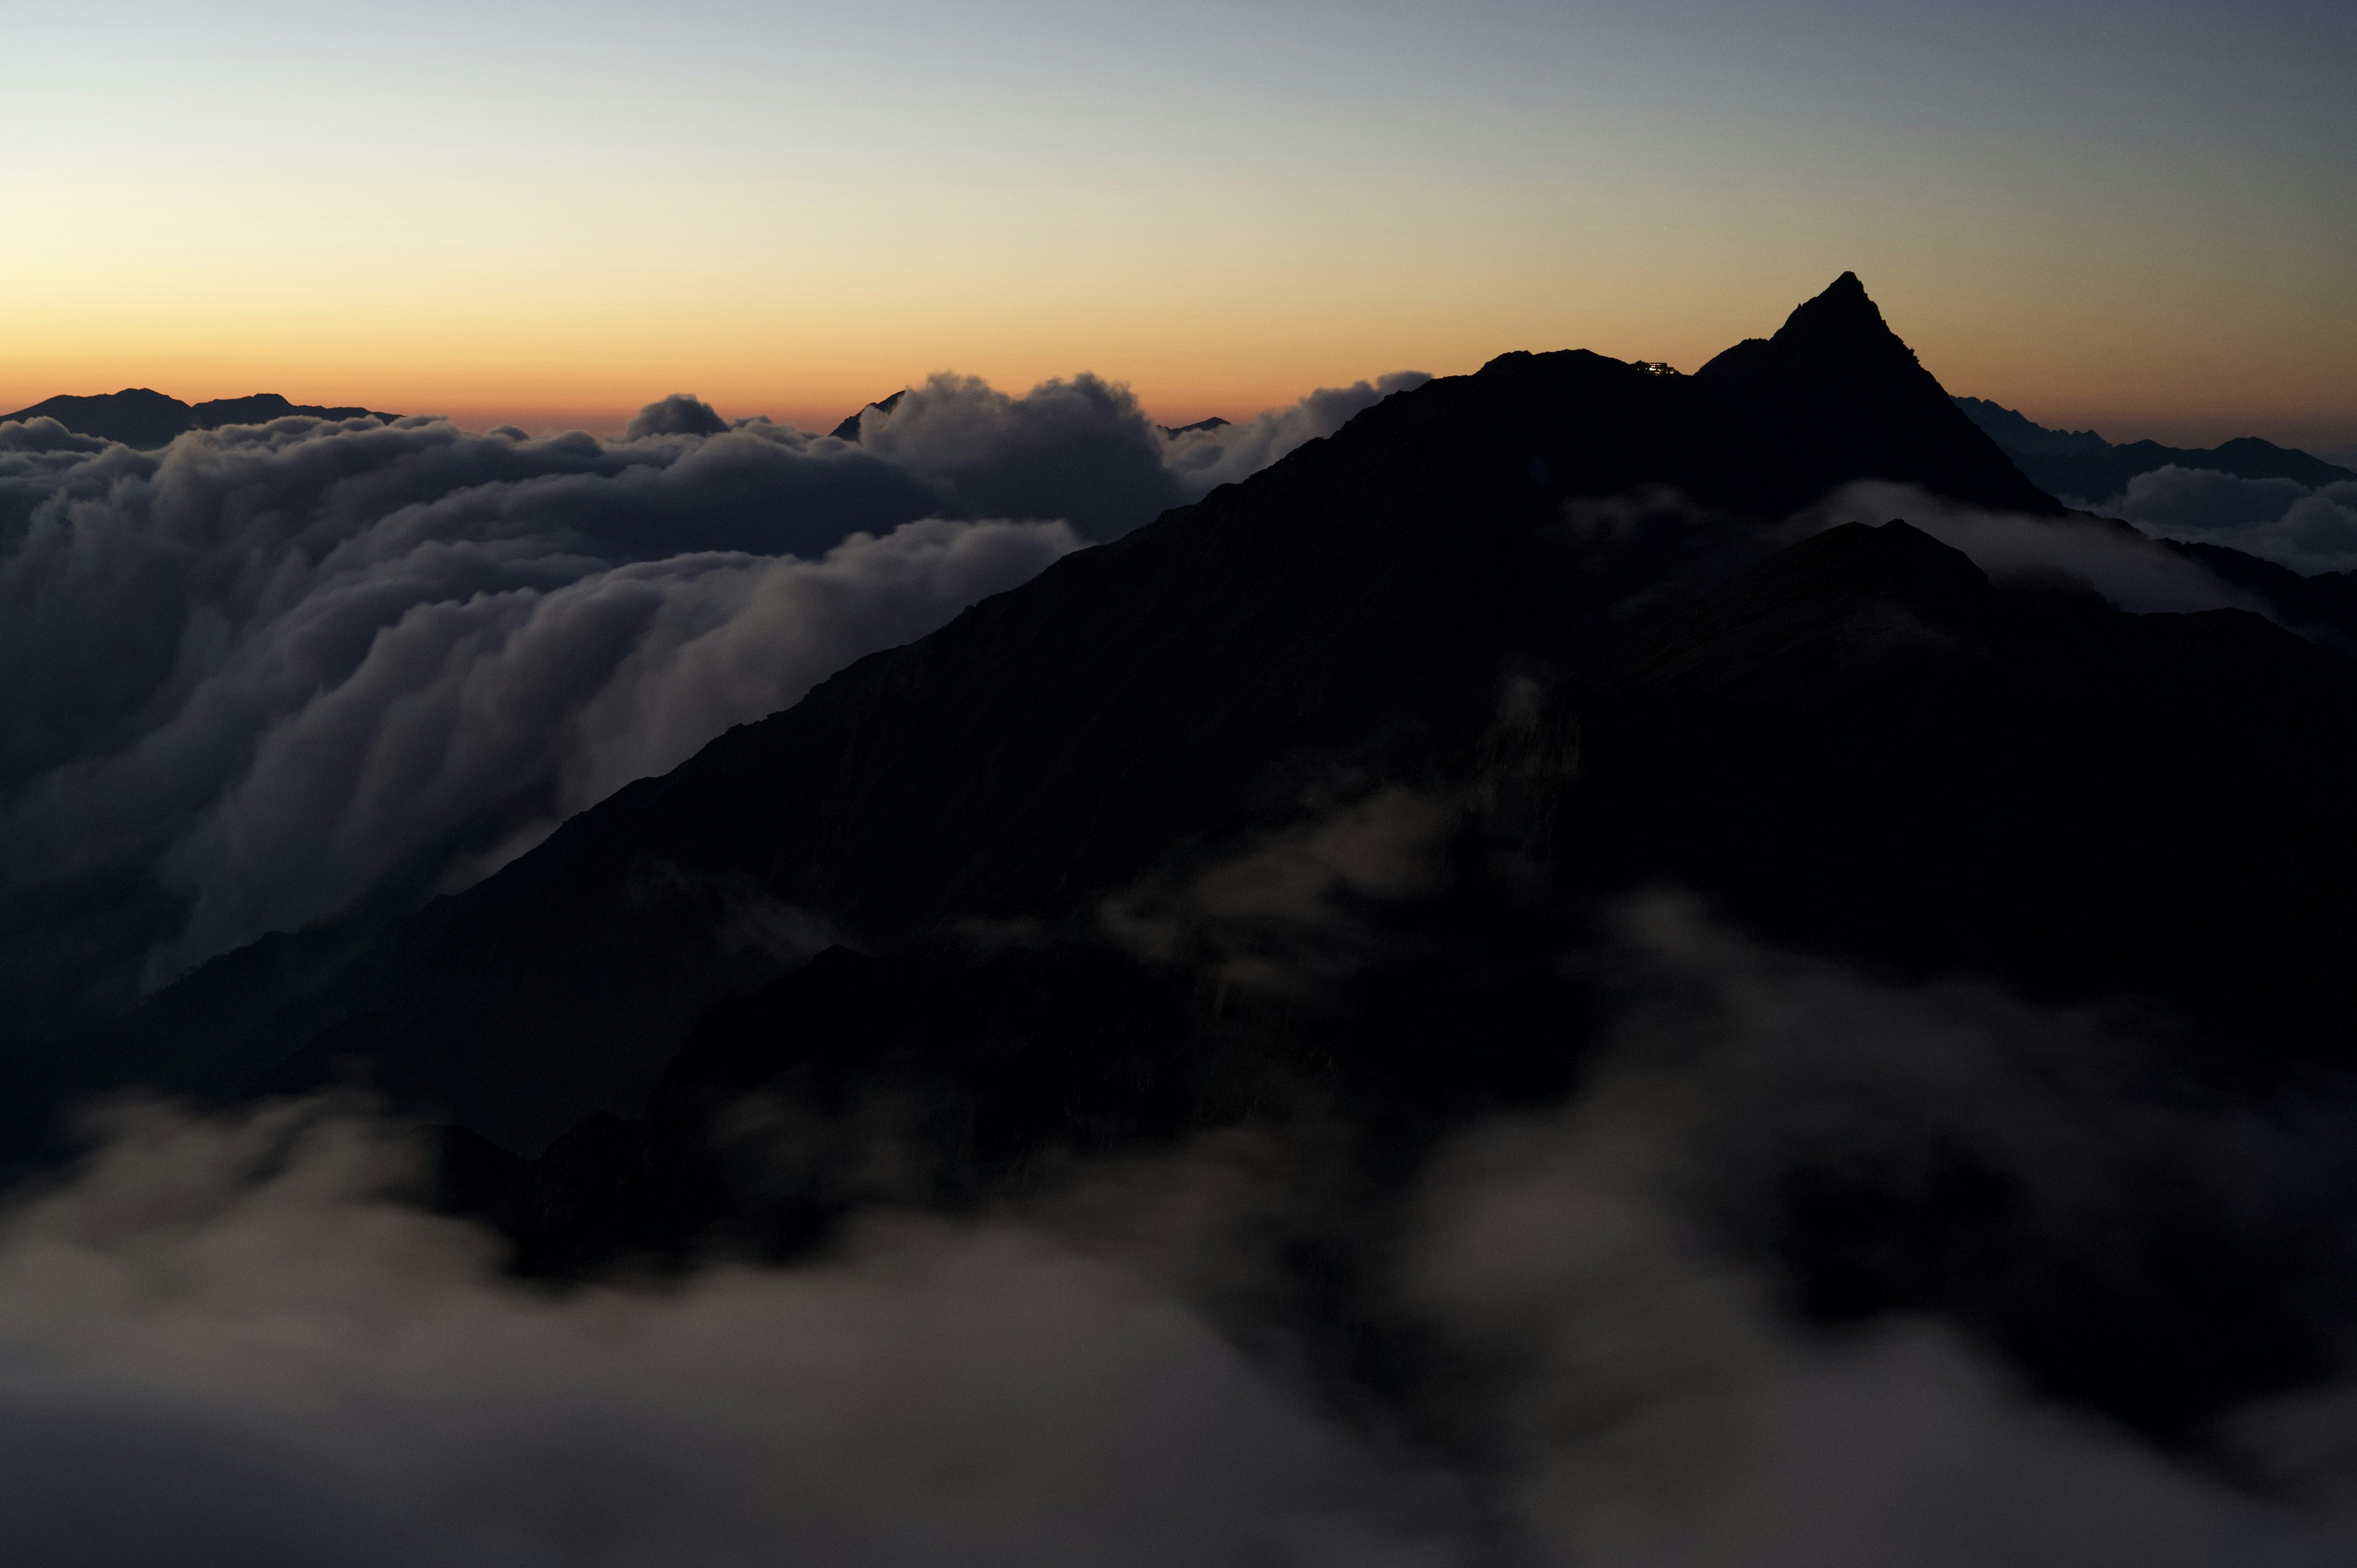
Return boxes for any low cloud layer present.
[0,370,1422,997]
[2081,466,2357,577]
[0,416,1075,988]
[1410,894,2357,1566]
[0,1102,1469,1568]
[1804,481,2264,613]
[7,899,2357,1564]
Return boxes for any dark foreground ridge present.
[0,388,400,448]
[91,275,2357,1454]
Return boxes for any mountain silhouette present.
[117,273,2083,1145]
[0,388,398,447]
[1956,395,2355,499]
[92,276,2357,1446]
[1698,273,2063,516]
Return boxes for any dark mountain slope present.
[115,275,2081,1152]
[88,279,2357,1454]
[1587,522,2357,1054]
[435,520,2357,1447]
[0,388,397,447]
[1956,395,2355,500]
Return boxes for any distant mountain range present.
[1955,395,2355,501]
[12,381,2335,516]
[0,388,398,447]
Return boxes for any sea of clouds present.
[0,371,1425,1000]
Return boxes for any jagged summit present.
[1702,271,1914,376]
[1802,269,1875,311]
[1695,273,2061,515]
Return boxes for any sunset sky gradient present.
[4,0,2350,452]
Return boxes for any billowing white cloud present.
[0,369,1425,993]
[0,1100,1473,1568]
[1403,892,2357,1566]
[1162,373,1432,495]
[840,369,1432,537]
[0,415,1072,987]
[848,373,1185,540]
[624,393,731,440]
[2087,466,2357,576]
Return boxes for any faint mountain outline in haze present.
[1955,395,2355,500]
[0,388,400,449]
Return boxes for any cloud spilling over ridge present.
[0,415,1074,987]
[1162,373,1431,494]
[845,373,1183,538]
[1803,481,2263,613]
[2086,467,2357,576]
[7,900,2357,1564]
[842,369,1431,536]
[0,369,1423,994]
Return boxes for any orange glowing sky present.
[4,1,2350,455]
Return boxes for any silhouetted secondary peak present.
[191,393,392,430]
[1624,520,1992,706]
[828,389,906,442]
[1,388,192,449]
[1,387,396,449]
[1779,517,1987,600]
[1955,398,2357,499]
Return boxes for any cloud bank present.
[2084,466,2357,577]
[0,371,1423,997]
[0,1101,1470,1568]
